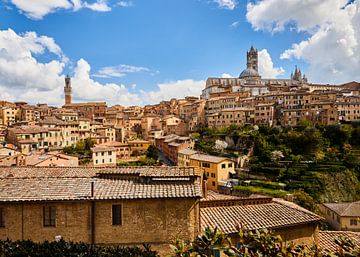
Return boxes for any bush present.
[0,239,158,257]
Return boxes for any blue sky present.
[0,0,359,106]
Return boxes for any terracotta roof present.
[178,148,197,155]
[91,146,117,152]
[200,200,323,234]
[0,167,202,202]
[0,166,200,178]
[96,141,129,147]
[319,231,360,252]
[323,202,360,217]
[8,125,48,134]
[190,153,231,164]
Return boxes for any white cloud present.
[117,1,133,7]
[94,64,158,78]
[258,49,284,78]
[221,73,233,78]
[72,59,141,105]
[0,29,139,106]
[230,21,240,28]
[0,28,205,107]
[246,0,360,84]
[214,0,237,10]
[83,0,111,12]
[140,79,205,104]
[10,0,111,19]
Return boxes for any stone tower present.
[64,75,72,105]
[246,46,258,71]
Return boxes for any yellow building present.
[189,153,235,191]
[178,148,197,167]
[127,139,151,155]
[321,202,360,232]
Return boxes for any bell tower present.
[246,46,258,71]
[64,75,72,105]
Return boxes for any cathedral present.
[201,46,308,99]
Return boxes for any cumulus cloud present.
[0,29,138,106]
[221,73,233,78]
[140,79,205,104]
[258,49,284,78]
[117,1,133,7]
[0,28,205,107]
[246,0,360,83]
[10,0,111,19]
[214,0,237,10]
[94,64,158,78]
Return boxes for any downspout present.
[90,181,95,244]
[21,203,24,240]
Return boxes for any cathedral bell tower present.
[246,46,258,71]
[64,75,72,105]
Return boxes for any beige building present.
[321,202,360,232]
[201,193,323,251]
[0,166,201,256]
[95,141,132,160]
[178,148,197,167]
[91,146,117,166]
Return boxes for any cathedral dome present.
[239,68,260,78]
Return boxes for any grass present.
[234,185,289,197]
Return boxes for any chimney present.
[91,181,94,197]
[202,171,208,199]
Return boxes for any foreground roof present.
[0,167,202,202]
[319,231,360,252]
[323,202,360,217]
[200,197,322,234]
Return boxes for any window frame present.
[112,204,122,226]
[43,206,56,227]
[0,208,5,227]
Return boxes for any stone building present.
[0,167,202,256]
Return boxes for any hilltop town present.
[0,47,359,256]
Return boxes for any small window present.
[228,163,233,168]
[350,219,358,226]
[212,181,215,187]
[221,164,226,169]
[108,151,112,155]
[43,206,56,227]
[112,205,122,225]
[0,208,5,227]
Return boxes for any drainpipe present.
[90,181,95,244]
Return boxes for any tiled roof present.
[319,231,360,252]
[0,167,202,202]
[91,146,117,152]
[200,200,322,234]
[323,202,360,217]
[9,125,48,134]
[190,153,230,164]
[178,148,197,155]
[0,166,200,178]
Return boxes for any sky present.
[0,0,359,106]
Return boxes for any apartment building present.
[321,202,360,232]
[91,146,117,166]
[189,153,235,191]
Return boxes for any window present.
[212,181,215,187]
[221,164,226,169]
[0,208,4,227]
[201,162,210,168]
[350,219,358,226]
[228,163,233,168]
[108,151,112,155]
[112,205,122,225]
[43,206,56,227]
